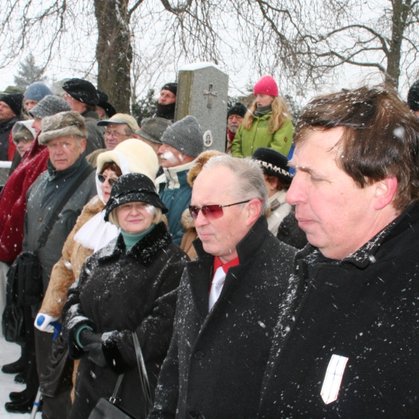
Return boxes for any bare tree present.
[0,0,417,111]
[303,0,419,88]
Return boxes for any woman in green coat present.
[231,75,294,158]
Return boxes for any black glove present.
[79,328,107,367]
[102,330,132,374]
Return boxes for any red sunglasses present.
[189,199,251,220]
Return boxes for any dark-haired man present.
[155,82,177,120]
[259,86,419,417]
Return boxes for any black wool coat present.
[150,216,296,419]
[258,202,419,418]
[64,222,188,419]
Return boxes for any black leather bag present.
[88,333,151,419]
[16,251,44,306]
[2,303,25,343]
[88,392,135,419]
[2,251,43,343]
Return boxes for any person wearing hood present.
[231,75,294,158]
[63,172,188,418]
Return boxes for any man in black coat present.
[149,155,296,419]
[258,86,419,417]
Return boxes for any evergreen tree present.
[132,88,157,124]
[14,54,46,89]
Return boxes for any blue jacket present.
[158,161,194,244]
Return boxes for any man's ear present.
[80,137,87,154]
[245,198,263,226]
[374,176,398,210]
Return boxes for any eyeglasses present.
[104,129,129,139]
[97,174,118,186]
[189,199,251,220]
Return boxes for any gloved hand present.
[34,313,59,333]
[79,328,107,367]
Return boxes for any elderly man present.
[136,116,172,155]
[157,115,203,244]
[258,86,419,417]
[4,111,96,415]
[225,102,246,153]
[97,112,139,149]
[149,155,296,418]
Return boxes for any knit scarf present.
[254,104,272,117]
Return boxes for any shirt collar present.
[213,255,240,274]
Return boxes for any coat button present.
[38,217,43,222]
[193,351,205,360]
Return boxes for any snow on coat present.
[150,216,296,419]
[258,202,419,418]
[64,222,188,419]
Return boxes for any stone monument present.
[175,62,228,152]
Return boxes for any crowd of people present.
[0,74,417,419]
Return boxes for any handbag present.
[88,332,152,419]
[1,251,42,342]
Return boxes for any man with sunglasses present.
[150,155,296,419]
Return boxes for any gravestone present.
[175,62,228,152]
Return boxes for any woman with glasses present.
[63,173,187,418]
[33,139,159,411]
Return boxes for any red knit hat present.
[253,75,278,97]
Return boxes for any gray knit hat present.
[160,115,204,158]
[39,111,86,145]
[29,95,71,119]
[24,82,52,102]
[137,117,172,144]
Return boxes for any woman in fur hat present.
[231,75,294,158]
[63,173,187,419]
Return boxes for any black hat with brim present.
[104,173,167,221]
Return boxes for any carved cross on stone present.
[203,83,217,109]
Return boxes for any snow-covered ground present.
[0,336,37,418]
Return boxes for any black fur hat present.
[252,147,292,185]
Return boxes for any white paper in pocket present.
[320,354,349,405]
